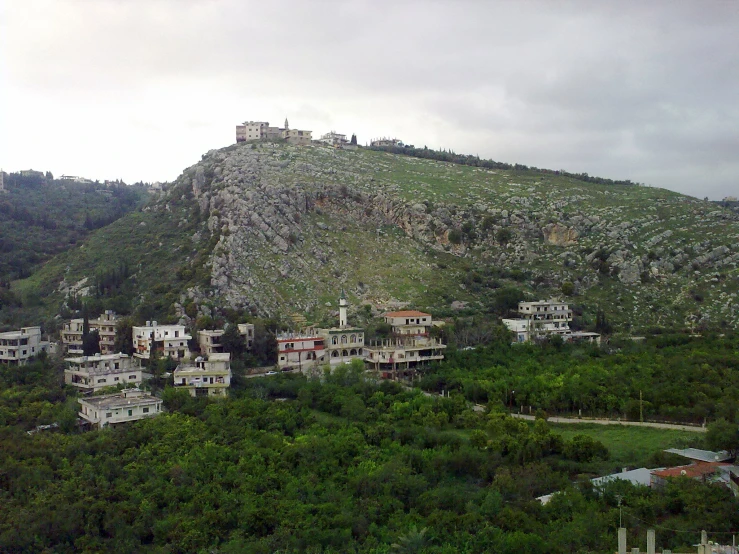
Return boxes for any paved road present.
[501,411,706,432]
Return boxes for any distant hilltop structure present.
[723,196,738,202]
[0,169,5,193]
[317,131,358,150]
[236,118,312,146]
[370,137,404,148]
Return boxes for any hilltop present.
[9,141,739,331]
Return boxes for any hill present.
[8,141,739,331]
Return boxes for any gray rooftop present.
[664,448,731,462]
[79,391,160,410]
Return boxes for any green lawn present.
[551,423,702,469]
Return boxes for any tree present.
[706,418,739,457]
[113,318,134,355]
[221,324,245,358]
[350,133,357,145]
[82,329,100,356]
[595,310,612,334]
[561,281,575,296]
[496,227,513,245]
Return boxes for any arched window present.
[331,351,339,358]
[342,350,349,357]
[350,349,357,356]
[341,335,348,344]
[350,334,356,343]
[332,336,338,345]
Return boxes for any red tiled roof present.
[652,462,729,479]
[384,310,431,317]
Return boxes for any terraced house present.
[64,353,143,393]
[61,310,120,355]
[174,353,231,397]
[132,321,191,361]
[78,388,162,429]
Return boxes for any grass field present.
[550,423,703,469]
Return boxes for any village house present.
[317,131,348,147]
[276,330,327,371]
[0,326,50,365]
[78,388,162,429]
[365,310,446,379]
[174,353,231,397]
[64,353,144,393]
[132,321,191,361]
[198,324,255,355]
[316,293,366,366]
[61,310,120,355]
[502,299,600,344]
[370,137,404,147]
[238,323,255,349]
[235,118,311,145]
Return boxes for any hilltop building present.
[132,322,191,361]
[78,388,162,429]
[61,310,120,355]
[174,353,231,397]
[370,137,404,147]
[318,131,348,147]
[365,310,446,379]
[236,118,312,145]
[0,326,50,365]
[502,299,600,344]
[64,353,144,393]
[316,293,366,366]
[0,169,5,193]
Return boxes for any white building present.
[198,329,225,356]
[132,321,191,361]
[64,353,143,393]
[502,299,600,344]
[235,118,311,145]
[61,319,85,355]
[317,131,348,147]
[238,323,255,349]
[0,327,50,365]
[174,353,231,397]
[276,331,327,371]
[78,388,163,429]
[61,310,120,355]
[316,293,366,366]
[365,310,446,378]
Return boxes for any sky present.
[1,0,738,199]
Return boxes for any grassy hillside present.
[7,142,739,331]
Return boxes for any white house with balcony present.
[78,388,162,429]
[277,331,327,371]
[64,353,143,393]
[502,299,600,344]
[133,321,191,361]
[61,311,120,355]
[174,353,231,397]
[0,327,50,365]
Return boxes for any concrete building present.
[132,321,191,361]
[316,293,366,366]
[78,388,162,429]
[0,327,50,365]
[276,330,327,371]
[61,311,120,355]
[174,353,231,397]
[238,323,255,349]
[65,353,143,393]
[235,118,311,145]
[502,299,600,344]
[0,169,5,193]
[370,138,404,147]
[365,310,446,378]
[317,131,348,147]
[198,329,225,356]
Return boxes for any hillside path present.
[502,411,706,433]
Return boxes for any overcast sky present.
[1,1,738,199]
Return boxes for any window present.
[128,410,133,416]
[106,413,112,418]
[114,363,119,369]
[143,407,149,413]
[98,378,106,383]
[114,377,120,381]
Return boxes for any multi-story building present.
[198,329,224,356]
[276,330,327,371]
[132,321,191,361]
[317,131,348,147]
[90,310,118,354]
[61,311,120,355]
[64,353,143,393]
[370,138,404,147]
[235,118,311,145]
[174,353,231,397]
[365,310,446,378]
[502,299,600,344]
[78,388,163,429]
[61,319,85,355]
[0,327,50,365]
[238,323,255,349]
[316,294,365,366]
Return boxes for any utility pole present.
[640,390,644,423]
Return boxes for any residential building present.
[61,319,85,355]
[502,299,600,344]
[198,329,225,356]
[316,293,365,366]
[317,131,348,147]
[276,330,327,371]
[61,311,120,355]
[370,138,404,147]
[174,353,231,397]
[90,310,119,354]
[65,353,143,393]
[651,461,730,488]
[0,327,50,365]
[78,388,162,429]
[132,321,191,361]
[238,323,255,349]
[365,310,446,378]
[235,118,311,145]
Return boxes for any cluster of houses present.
[502,299,601,345]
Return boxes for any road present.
[501,411,706,432]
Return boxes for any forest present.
[2,334,739,553]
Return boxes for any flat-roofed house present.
[502,299,600,345]
[61,319,85,355]
[174,353,231,397]
[198,329,225,356]
[90,310,119,354]
[78,388,162,429]
[0,327,50,365]
[133,321,191,361]
[65,353,142,393]
[238,323,255,349]
[276,330,326,371]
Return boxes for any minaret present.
[284,118,289,130]
[339,290,347,328]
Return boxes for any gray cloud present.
[1,0,737,198]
